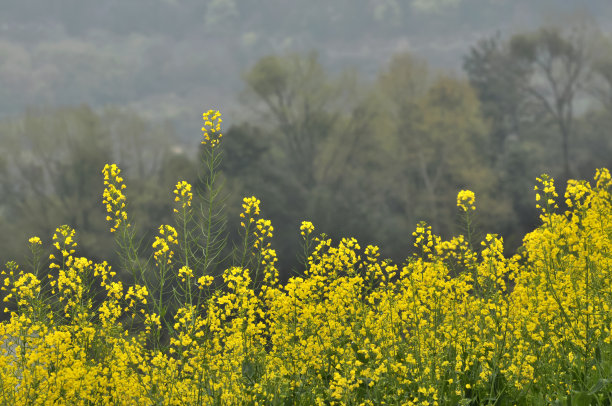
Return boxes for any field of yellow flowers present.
[1,111,611,405]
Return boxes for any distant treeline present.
[1,21,611,278]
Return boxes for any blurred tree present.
[417,76,493,233]
[377,54,499,237]
[243,52,336,191]
[463,34,532,160]
[463,22,612,251]
[582,38,612,173]
[0,105,194,271]
[509,25,594,181]
[0,105,113,264]
[374,53,430,247]
[591,58,612,111]
[239,52,383,273]
[588,35,612,116]
[242,52,378,205]
[218,123,269,179]
[238,51,523,268]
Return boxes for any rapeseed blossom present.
[28,236,42,245]
[300,220,315,237]
[152,224,178,266]
[1,120,610,405]
[241,196,260,217]
[173,180,193,212]
[201,109,223,148]
[102,163,129,232]
[456,189,476,211]
[240,196,261,230]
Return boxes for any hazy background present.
[1,0,612,277]
[3,1,612,136]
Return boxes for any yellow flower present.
[300,221,315,237]
[28,236,42,245]
[457,189,476,212]
[173,180,193,212]
[240,196,262,232]
[242,196,261,216]
[102,163,129,232]
[201,110,223,148]
[178,266,194,282]
[197,275,214,288]
[153,225,178,265]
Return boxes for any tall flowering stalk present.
[238,196,260,269]
[102,164,128,233]
[102,163,146,283]
[457,189,476,248]
[197,110,228,281]
[172,180,198,307]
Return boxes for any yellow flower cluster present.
[201,110,223,148]
[456,189,476,212]
[239,196,261,231]
[243,196,260,214]
[28,236,42,245]
[152,225,178,265]
[300,220,315,237]
[50,225,77,266]
[1,237,150,404]
[178,265,194,282]
[173,180,193,213]
[534,173,559,215]
[0,169,610,404]
[2,262,41,313]
[254,218,273,250]
[102,163,129,232]
[196,274,214,289]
